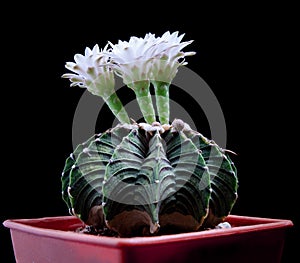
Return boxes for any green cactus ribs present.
[62,119,238,237]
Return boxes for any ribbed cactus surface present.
[62,119,238,237]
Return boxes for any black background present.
[1,3,298,262]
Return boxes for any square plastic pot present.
[3,214,293,263]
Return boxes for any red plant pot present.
[3,214,293,263]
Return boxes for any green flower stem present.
[129,81,156,124]
[104,93,130,124]
[152,81,170,124]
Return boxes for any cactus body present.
[62,119,238,237]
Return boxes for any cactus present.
[61,120,238,237]
[62,31,238,237]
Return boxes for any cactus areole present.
[62,31,238,237]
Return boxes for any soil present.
[76,225,119,237]
[75,221,232,238]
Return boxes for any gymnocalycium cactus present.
[62,31,238,237]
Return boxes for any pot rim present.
[3,214,293,248]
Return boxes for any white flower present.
[108,31,196,85]
[108,33,157,85]
[150,31,196,83]
[62,44,115,99]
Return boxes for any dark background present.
[1,3,298,262]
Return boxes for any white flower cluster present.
[63,31,195,91]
